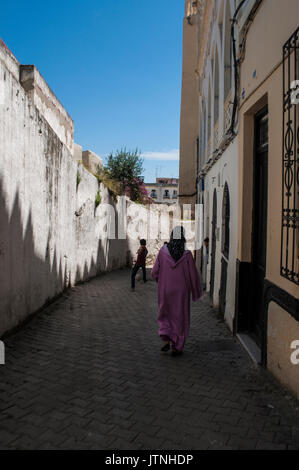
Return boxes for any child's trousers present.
[131,263,146,288]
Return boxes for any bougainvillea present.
[96,149,152,205]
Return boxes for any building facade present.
[180,0,299,399]
[145,178,179,205]
[179,2,199,212]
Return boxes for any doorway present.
[251,107,268,345]
[219,183,230,315]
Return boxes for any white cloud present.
[141,149,179,161]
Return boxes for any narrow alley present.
[0,269,298,450]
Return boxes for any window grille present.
[281,27,299,285]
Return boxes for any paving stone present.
[0,269,298,450]
[256,440,287,450]
[227,436,257,450]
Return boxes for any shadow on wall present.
[0,177,130,337]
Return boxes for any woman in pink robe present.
[151,227,202,356]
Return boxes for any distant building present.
[145,178,178,204]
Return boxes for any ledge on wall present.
[73,145,103,176]
[19,64,74,154]
[82,150,103,175]
[237,333,261,365]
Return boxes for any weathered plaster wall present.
[125,204,192,267]
[82,149,103,174]
[0,45,129,336]
[0,41,196,337]
[0,39,19,80]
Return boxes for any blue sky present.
[1,0,184,182]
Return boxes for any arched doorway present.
[219,183,230,314]
[210,189,217,299]
[198,193,204,279]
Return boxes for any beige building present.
[145,178,179,205]
[179,2,199,212]
[180,0,299,399]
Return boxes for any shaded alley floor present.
[0,268,298,450]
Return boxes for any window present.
[281,28,299,284]
[151,190,157,198]
[164,190,170,199]
[221,183,230,259]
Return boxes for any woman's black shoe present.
[161,343,170,352]
[171,349,183,357]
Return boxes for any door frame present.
[251,106,269,344]
[219,182,230,315]
[234,103,269,355]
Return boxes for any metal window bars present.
[281,27,299,285]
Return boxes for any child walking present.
[131,239,148,291]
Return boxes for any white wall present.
[0,48,132,336]
[19,65,74,155]
[0,41,193,337]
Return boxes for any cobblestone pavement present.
[0,268,298,450]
